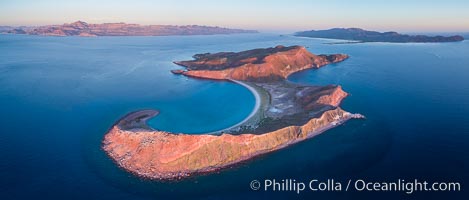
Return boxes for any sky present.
[1,0,468,32]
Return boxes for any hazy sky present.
[1,0,468,32]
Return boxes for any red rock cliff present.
[103,108,362,179]
[174,45,348,82]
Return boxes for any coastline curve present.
[102,45,364,180]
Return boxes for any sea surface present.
[0,34,468,199]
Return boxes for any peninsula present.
[2,21,257,37]
[295,28,464,43]
[102,45,364,180]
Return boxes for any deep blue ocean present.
[0,34,468,199]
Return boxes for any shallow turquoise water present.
[0,34,468,199]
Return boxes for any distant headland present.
[1,21,258,37]
[295,28,464,43]
[102,45,364,180]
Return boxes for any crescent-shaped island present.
[102,45,364,180]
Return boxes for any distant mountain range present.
[0,21,257,36]
[295,28,464,43]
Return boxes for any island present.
[102,45,364,180]
[295,28,464,43]
[1,21,257,36]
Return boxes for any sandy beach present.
[208,79,265,134]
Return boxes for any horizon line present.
[2,20,469,34]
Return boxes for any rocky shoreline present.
[102,45,364,180]
[103,108,364,180]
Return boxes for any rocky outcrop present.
[102,46,363,180]
[174,45,348,82]
[10,21,257,37]
[170,69,185,75]
[295,28,464,43]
